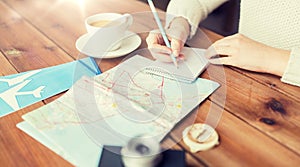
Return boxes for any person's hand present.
[205,33,291,76]
[146,16,190,62]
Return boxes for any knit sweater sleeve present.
[166,0,228,38]
[281,48,300,87]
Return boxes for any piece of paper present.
[19,55,219,167]
[17,119,102,167]
[0,57,100,117]
[148,47,209,83]
[16,121,77,165]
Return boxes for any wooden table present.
[1,0,300,166]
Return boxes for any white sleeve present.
[281,48,300,87]
[166,0,228,37]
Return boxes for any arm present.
[205,33,300,87]
[146,0,227,62]
[166,0,228,38]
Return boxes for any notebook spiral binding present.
[142,66,194,84]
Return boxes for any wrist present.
[168,17,190,36]
[167,16,191,43]
[266,49,290,76]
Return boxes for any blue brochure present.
[0,57,100,117]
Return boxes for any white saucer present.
[75,31,141,59]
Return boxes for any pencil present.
[147,0,178,68]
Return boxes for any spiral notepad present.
[147,47,209,83]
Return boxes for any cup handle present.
[122,13,133,29]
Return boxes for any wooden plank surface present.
[3,0,152,59]
[235,69,300,100]
[0,1,73,72]
[170,100,300,166]
[0,104,73,167]
[0,52,17,76]
[0,1,194,166]
[1,0,300,166]
[0,1,75,166]
[201,64,300,155]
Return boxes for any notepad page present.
[150,47,209,83]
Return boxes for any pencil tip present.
[175,61,178,69]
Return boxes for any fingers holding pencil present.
[146,30,185,62]
[146,16,190,63]
[147,0,184,67]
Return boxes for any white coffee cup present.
[83,13,133,53]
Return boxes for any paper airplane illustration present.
[0,69,45,110]
[0,70,41,86]
[0,57,100,118]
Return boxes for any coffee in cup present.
[83,13,133,54]
[89,20,120,27]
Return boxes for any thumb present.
[171,39,183,57]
